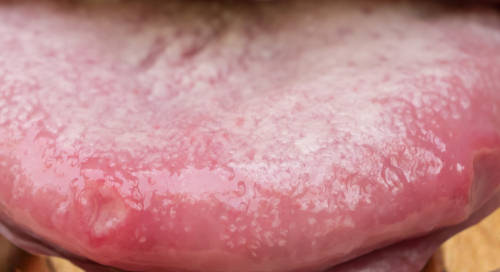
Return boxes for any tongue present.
[0,0,500,272]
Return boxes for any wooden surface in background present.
[1,209,499,272]
[440,208,500,272]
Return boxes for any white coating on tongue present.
[0,0,467,182]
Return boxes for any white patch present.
[271,218,281,228]
[343,217,354,227]
[294,134,320,154]
[228,224,237,232]
[92,200,128,237]
[278,239,287,247]
[238,237,247,245]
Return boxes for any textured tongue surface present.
[0,0,500,272]
[2,191,500,272]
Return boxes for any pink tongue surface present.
[1,0,500,271]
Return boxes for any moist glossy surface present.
[0,0,500,271]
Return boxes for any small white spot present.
[278,239,287,247]
[238,237,247,245]
[343,217,354,227]
[139,237,147,243]
[263,231,274,247]
[56,201,69,214]
[271,218,280,228]
[456,163,464,173]
[104,218,118,229]
[294,134,320,154]
[169,208,176,219]
[248,243,259,250]
[308,218,317,225]
[228,224,237,232]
